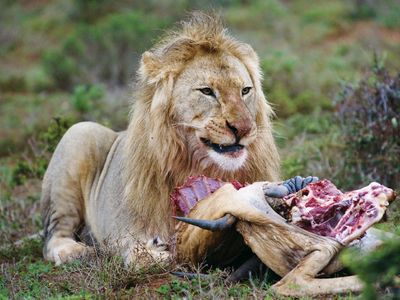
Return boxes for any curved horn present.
[173,214,237,231]
[170,271,208,279]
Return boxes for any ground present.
[1,0,399,298]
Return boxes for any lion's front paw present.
[148,249,171,262]
[123,236,171,266]
[146,236,171,262]
[45,237,92,265]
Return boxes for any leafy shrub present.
[42,51,77,90]
[11,117,75,186]
[39,117,76,153]
[335,59,400,190]
[342,227,400,299]
[350,0,400,28]
[42,11,169,90]
[71,84,104,114]
[11,160,44,187]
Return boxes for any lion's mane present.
[121,13,280,240]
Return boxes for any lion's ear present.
[140,38,197,85]
[139,51,165,84]
[140,51,176,112]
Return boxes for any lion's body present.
[41,13,280,265]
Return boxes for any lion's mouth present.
[201,138,244,154]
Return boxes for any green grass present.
[1,0,400,298]
[0,239,286,299]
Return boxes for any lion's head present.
[170,51,258,172]
[123,12,280,238]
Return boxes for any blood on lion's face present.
[172,52,258,172]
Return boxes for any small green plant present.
[10,117,75,186]
[42,51,77,90]
[71,84,104,114]
[11,160,43,187]
[0,238,43,262]
[39,117,76,153]
[154,269,274,299]
[156,279,191,298]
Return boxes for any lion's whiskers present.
[172,122,202,130]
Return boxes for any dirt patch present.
[321,21,400,47]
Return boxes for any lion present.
[40,12,280,266]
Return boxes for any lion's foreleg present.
[41,131,92,265]
[42,183,92,265]
[117,235,172,267]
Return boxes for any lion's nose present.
[226,120,252,141]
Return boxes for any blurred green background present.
[1,0,399,298]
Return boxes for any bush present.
[42,51,77,90]
[342,227,400,299]
[11,117,75,186]
[39,117,75,153]
[71,84,104,114]
[335,59,400,190]
[42,11,169,90]
[350,0,400,28]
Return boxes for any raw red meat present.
[170,175,244,215]
[171,176,395,245]
[284,179,395,245]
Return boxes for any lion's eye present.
[198,87,215,97]
[242,87,252,96]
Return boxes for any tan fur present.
[41,12,280,265]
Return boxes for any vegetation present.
[42,11,168,89]
[336,58,400,190]
[1,0,399,298]
[342,227,400,300]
